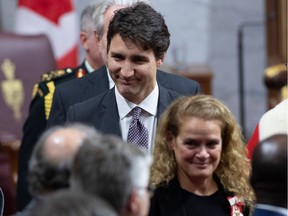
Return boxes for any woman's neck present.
[178,174,218,196]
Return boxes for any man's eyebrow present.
[131,55,149,61]
[110,52,123,57]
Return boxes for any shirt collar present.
[84,59,94,73]
[115,83,159,120]
[106,67,115,89]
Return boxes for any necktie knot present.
[132,106,142,120]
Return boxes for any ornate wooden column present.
[265,0,287,109]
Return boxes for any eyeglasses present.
[136,185,155,197]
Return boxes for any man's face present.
[99,5,125,64]
[86,31,104,69]
[107,34,159,104]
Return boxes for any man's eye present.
[132,57,148,64]
[111,54,123,61]
[113,57,122,61]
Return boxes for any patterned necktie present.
[127,106,149,150]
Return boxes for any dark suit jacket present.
[17,62,88,211]
[66,85,183,136]
[252,207,287,216]
[47,66,200,127]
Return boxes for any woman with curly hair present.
[149,95,254,216]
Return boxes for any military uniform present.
[16,62,88,211]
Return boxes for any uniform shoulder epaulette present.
[32,68,74,98]
[40,67,74,82]
[32,67,87,120]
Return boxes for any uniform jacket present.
[16,62,88,211]
[47,66,200,127]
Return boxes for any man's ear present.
[80,31,88,49]
[156,52,166,67]
[94,31,101,45]
[125,189,139,214]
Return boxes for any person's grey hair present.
[28,123,101,196]
[71,134,151,214]
[30,189,118,216]
[80,3,97,35]
[128,145,152,192]
[92,0,150,37]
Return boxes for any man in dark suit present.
[250,134,287,216]
[16,3,104,211]
[47,0,200,127]
[66,3,188,153]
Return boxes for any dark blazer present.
[252,207,287,216]
[47,66,200,127]
[66,85,183,136]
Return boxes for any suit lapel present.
[98,88,121,136]
[157,84,182,118]
[84,66,110,99]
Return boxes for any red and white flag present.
[15,0,79,69]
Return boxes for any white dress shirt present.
[115,83,159,154]
[106,68,115,89]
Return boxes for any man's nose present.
[120,61,134,78]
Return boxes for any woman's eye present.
[207,141,219,148]
[183,140,198,147]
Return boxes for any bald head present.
[44,128,86,163]
[28,123,101,196]
[251,134,287,208]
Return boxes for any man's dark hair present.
[107,2,170,60]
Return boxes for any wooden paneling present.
[160,64,213,95]
[266,0,287,65]
[265,0,287,109]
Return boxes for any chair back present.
[0,32,56,140]
[0,32,56,215]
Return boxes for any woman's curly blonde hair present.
[150,95,255,207]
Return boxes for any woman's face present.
[170,117,223,181]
